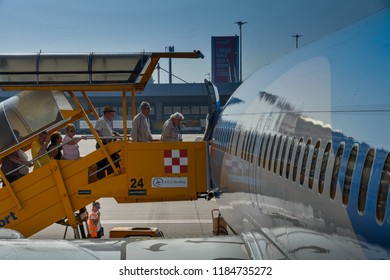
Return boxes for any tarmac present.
[30,198,219,239]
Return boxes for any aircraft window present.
[243,130,249,160]
[241,130,248,159]
[342,145,358,206]
[234,130,241,157]
[318,142,331,194]
[280,136,289,176]
[230,129,234,153]
[222,127,227,152]
[309,141,321,189]
[250,132,258,163]
[330,144,344,200]
[258,134,265,167]
[246,130,251,159]
[241,130,247,159]
[263,134,271,169]
[268,134,277,171]
[300,139,312,186]
[224,127,228,152]
[227,128,232,153]
[247,131,255,162]
[228,128,234,154]
[293,138,304,182]
[221,127,226,152]
[251,131,257,162]
[376,153,390,223]
[224,127,230,153]
[358,148,375,213]
[245,131,253,162]
[274,135,283,173]
[286,138,295,179]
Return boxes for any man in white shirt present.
[95,106,119,143]
[131,101,153,142]
[94,106,120,178]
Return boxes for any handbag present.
[17,150,30,176]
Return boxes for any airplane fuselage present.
[210,7,390,259]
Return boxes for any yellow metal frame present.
[0,51,208,238]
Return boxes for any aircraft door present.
[203,79,221,141]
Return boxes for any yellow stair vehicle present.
[0,51,209,238]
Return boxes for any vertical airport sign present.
[211,36,239,83]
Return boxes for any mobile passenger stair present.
[0,51,215,238]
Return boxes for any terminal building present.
[0,82,240,134]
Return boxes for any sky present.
[0,0,389,84]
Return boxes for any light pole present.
[291,34,302,48]
[235,21,247,83]
[165,46,174,84]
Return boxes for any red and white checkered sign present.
[164,149,188,174]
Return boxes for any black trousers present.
[95,142,120,179]
[2,174,19,186]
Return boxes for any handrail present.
[4,134,133,177]
[5,135,130,177]
[5,137,73,176]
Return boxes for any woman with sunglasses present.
[62,123,86,160]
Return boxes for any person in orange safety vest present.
[88,201,103,238]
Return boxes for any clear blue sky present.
[0,0,388,83]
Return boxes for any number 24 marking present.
[130,178,144,188]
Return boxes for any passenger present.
[1,130,33,185]
[16,148,32,177]
[62,124,86,160]
[31,131,51,169]
[1,151,32,185]
[1,152,23,184]
[88,201,103,238]
[131,101,153,142]
[161,112,184,141]
[95,106,120,143]
[94,106,120,179]
[48,131,63,160]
